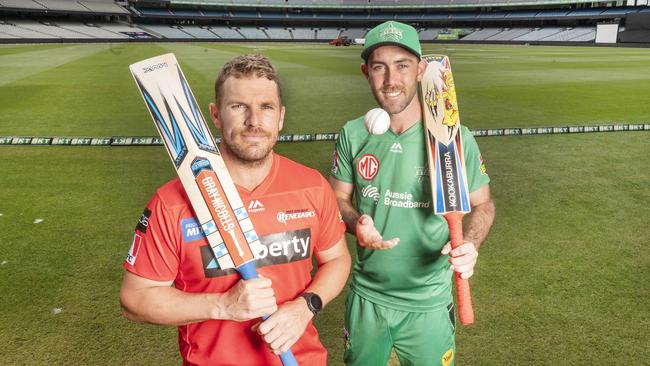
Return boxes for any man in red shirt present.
[120,54,351,366]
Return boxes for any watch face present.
[310,294,323,311]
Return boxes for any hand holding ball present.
[364,108,390,135]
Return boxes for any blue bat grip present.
[237,262,299,366]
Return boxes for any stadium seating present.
[542,27,595,41]
[0,0,46,10]
[487,28,532,41]
[0,21,57,38]
[13,19,93,38]
[418,28,442,41]
[141,24,195,39]
[290,27,315,40]
[513,27,563,41]
[340,27,367,38]
[462,28,502,40]
[264,26,292,39]
[178,25,218,39]
[0,0,128,14]
[0,0,640,45]
[316,27,341,40]
[209,26,244,39]
[237,26,267,39]
[57,22,129,39]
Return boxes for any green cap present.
[362,21,422,61]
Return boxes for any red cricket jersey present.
[124,153,345,366]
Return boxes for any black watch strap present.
[301,292,323,316]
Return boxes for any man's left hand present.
[441,240,478,280]
[252,297,313,354]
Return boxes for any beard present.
[372,85,417,116]
[221,126,277,167]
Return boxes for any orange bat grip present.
[445,211,475,325]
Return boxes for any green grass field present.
[0,42,649,365]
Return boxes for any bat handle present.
[237,262,300,366]
[445,212,475,326]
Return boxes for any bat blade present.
[421,54,474,325]
[129,53,298,365]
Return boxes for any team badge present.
[126,233,143,265]
[357,154,379,180]
[442,348,454,366]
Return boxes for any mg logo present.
[357,154,379,180]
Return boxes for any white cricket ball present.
[364,108,390,135]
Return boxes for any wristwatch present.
[300,292,323,316]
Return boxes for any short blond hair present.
[214,54,282,105]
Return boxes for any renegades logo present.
[357,154,379,180]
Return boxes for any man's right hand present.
[216,277,277,322]
[355,215,400,250]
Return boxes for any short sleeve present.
[123,192,180,281]
[331,126,354,183]
[314,175,346,252]
[461,127,491,193]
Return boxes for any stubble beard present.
[373,85,417,116]
[222,127,277,168]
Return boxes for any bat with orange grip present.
[420,55,474,325]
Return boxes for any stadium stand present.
[264,26,292,39]
[542,27,596,42]
[340,27,367,38]
[180,25,219,39]
[487,28,532,41]
[462,28,503,41]
[0,0,647,45]
[237,26,268,39]
[290,27,316,40]
[0,0,128,14]
[418,28,442,41]
[209,26,244,39]
[316,27,341,40]
[57,22,129,39]
[13,19,93,39]
[0,21,57,39]
[513,27,564,41]
[140,24,194,39]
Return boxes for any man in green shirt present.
[329,21,496,366]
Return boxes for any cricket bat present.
[420,55,474,325]
[129,53,299,366]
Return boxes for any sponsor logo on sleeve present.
[331,151,339,175]
[181,217,205,243]
[126,233,143,265]
[135,208,151,233]
[479,154,488,175]
[201,228,312,278]
[357,154,379,180]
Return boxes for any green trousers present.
[344,291,456,366]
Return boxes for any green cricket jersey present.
[332,116,490,311]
